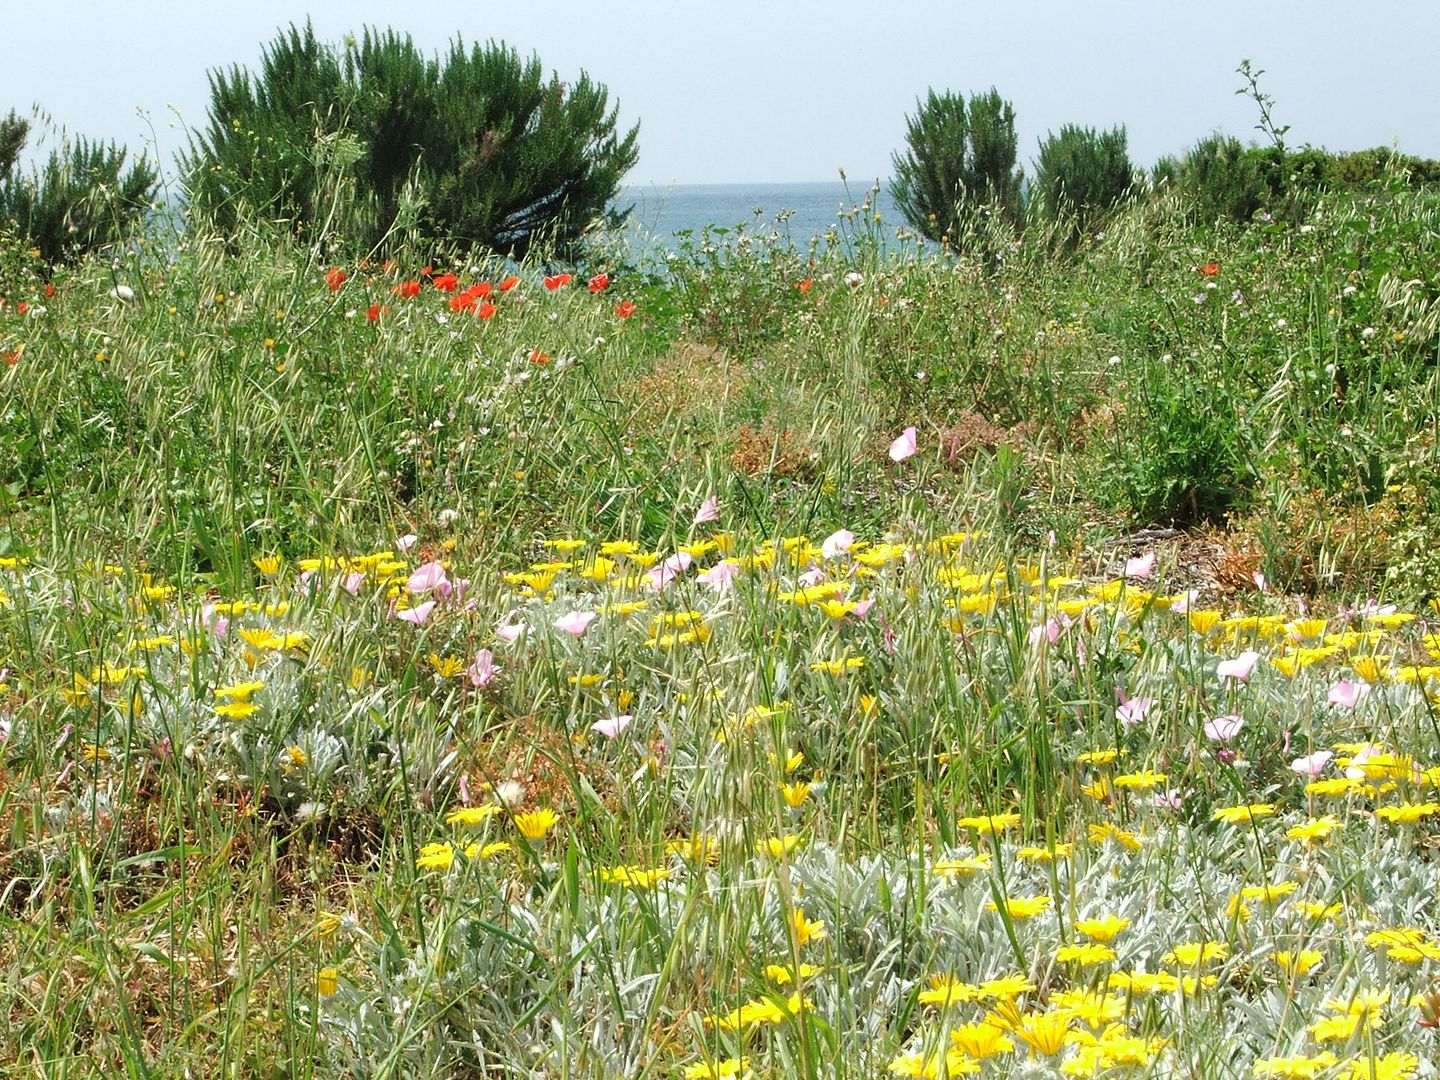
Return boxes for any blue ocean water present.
[616,180,901,253]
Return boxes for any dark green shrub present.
[1031,124,1133,231]
[0,114,157,265]
[186,23,639,259]
[890,87,1022,247]
[1179,134,1274,222]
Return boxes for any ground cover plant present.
[2,163,1440,1079]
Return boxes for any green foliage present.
[1031,123,1134,231]
[186,23,640,259]
[890,87,1022,247]
[1178,133,1274,223]
[0,114,156,265]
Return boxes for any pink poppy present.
[397,600,436,625]
[821,529,854,560]
[698,559,741,591]
[646,552,692,591]
[467,649,501,688]
[407,561,448,594]
[590,714,632,739]
[1290,750,1333,777]
[1327,679,1369,710]
[1124,552,1156,580]
[1216,650,1260,682]
[888,426,918,462]
[554,610,597,637]
[1116,697,1155,728]
[1203,714,1245,742]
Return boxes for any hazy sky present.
[5,2,1438,186]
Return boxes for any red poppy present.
[543,273,573,290]
[394,280,421,299]
[797,278,813,292]
[381,259,398,275]
[43,283,56,298]
[588,272,610,293]
[17,301,28,315]
[528,349,551,364]
[3,347,20,366]
[1199,261,1220,277]
[614,300,636,319]
[463,282,492,300]
[449,293,474,313]
[367,304,384,322]
[325,267,347,292]
[499,275,520,292]
[432,272,459,293]
[476,301,497,319]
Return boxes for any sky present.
[4,2,1439,186]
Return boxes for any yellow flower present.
[253,555,282,576]
[214,701,259,720]
[986,895,1052,919]
[427,653,465,678]
[215,679,265,700]
[479,841,511,859]
[956,812,1021,834]
[1240,881,1298,903]
[316,967,338,996]
[763,963,822,985]
[917,974,983,1007]
[1307,1013,1362,1042]
[416,841,458,870]
[1376,801,1440,823]
[1056,943,1116,965]
[934,853,992,877]
[1163,941,1229,966]
[781,781,812,808]
[445,805,501,827]
[1087,822,1142,851]
[1212,803,1275,825]
[947,1022,1013,1059]
[1271,949,1325,975]
[978,973,1035,1000]
[788,908,826,947]
[1076,748,1120,767]
[281,745,308,771]
[1009,1011,1072,1056]
[1252,1053,1338,1079]
[596,865,672,889]
[1341,1052,1419,1080]
[1296,900,1344,922]
[1325,988,1390,1018]
[1109,971,1179,994]
[1016,843,1071,861]
[513,808,560,840]
[1113,770,1167,790]
[1074,915,1130,943]
[683,1057,748,1080]
[757,834,802,858]
[1287,816,1342,843]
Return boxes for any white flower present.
[438,508,460,527]
[844,271,864,288]
[112,284,135,301]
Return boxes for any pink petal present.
[467,649,501,688]
[888,426,918,462]
[1216,650,1260,682]
[396,534,418,551]
[1116,697,1154,728]
[698,559,740,591]
[554,610,597,637]
[496,622,526,644]
[1203,714,1245,742]
[821,529,854,560]
[397,600,436,625]
[693,495,720,525]
[1124,552,1156,580]
[851,597,875,619]
[1327,679,1369,710]
[1290,750,1333,777]
[407,561,449,594]
[590,715,632,739]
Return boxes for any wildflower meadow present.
[3,168,1440,1079]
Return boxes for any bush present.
[1178,133,1274,223]
[0,110,157,265]
[890,87,1022,247]
[186,24,639,259]
[1031,124,1134,231]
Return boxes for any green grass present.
[1,186,1440,1078]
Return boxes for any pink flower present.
[1327,679,1369,710]
[496,622,526,644]
[1125,551,1156,580]
[396,534,418,551]
[888,426,918,462]
[693,495,720,525]
[467,649,501,688]
[821,529,854,560]
[1252,570,1268,593]
[797,567,826,587]
[554,610,597,637]
[698,559,741,591]
[1216,650,1260,682]
[646,552,692,591]
[851,597,875,619]
[1290,750,1333,777]
[1028,613,1072,647]
[590,714,632,739]
[407,561,449,594]
[342,571,365,595]
[1116,697,1155,728]
[1153,789,1186,810]
[397,600,436,625]
[1203,714,1245,742]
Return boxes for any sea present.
[613,180,902,258]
